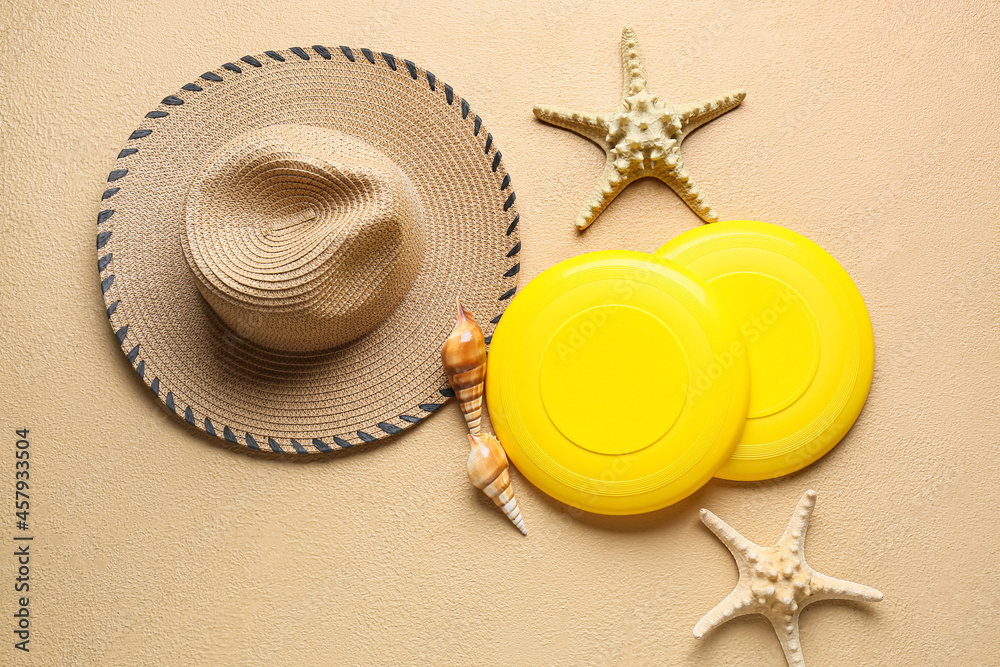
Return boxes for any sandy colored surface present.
[1,0,998,664]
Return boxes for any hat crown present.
[181,124,423,352]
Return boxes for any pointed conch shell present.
[441,299,487,435]
[468,432,527,535]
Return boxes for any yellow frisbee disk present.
[654,221,874,481]
[485,250,749,515]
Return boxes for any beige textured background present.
[1,0,998,664]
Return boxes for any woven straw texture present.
[96,45,521,454]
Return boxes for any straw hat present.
[96,45,521,453]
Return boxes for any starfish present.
[533,26,745,230]
[695,490,883,666]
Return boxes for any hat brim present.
[96,46,520,453]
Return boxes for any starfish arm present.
[699,508,762,566]
[693,586,754,638]
[779,489,817,550]
[654,155,719,222]
[807,571,884,604]
[619,26,649,97]
[675,89,746,137]
[767,612,807,667]
[532,104,609,147]
[572,157,633,230]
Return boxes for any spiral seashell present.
[442,301,527,535]
[468,432,527,535]
[441,299,487,435]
